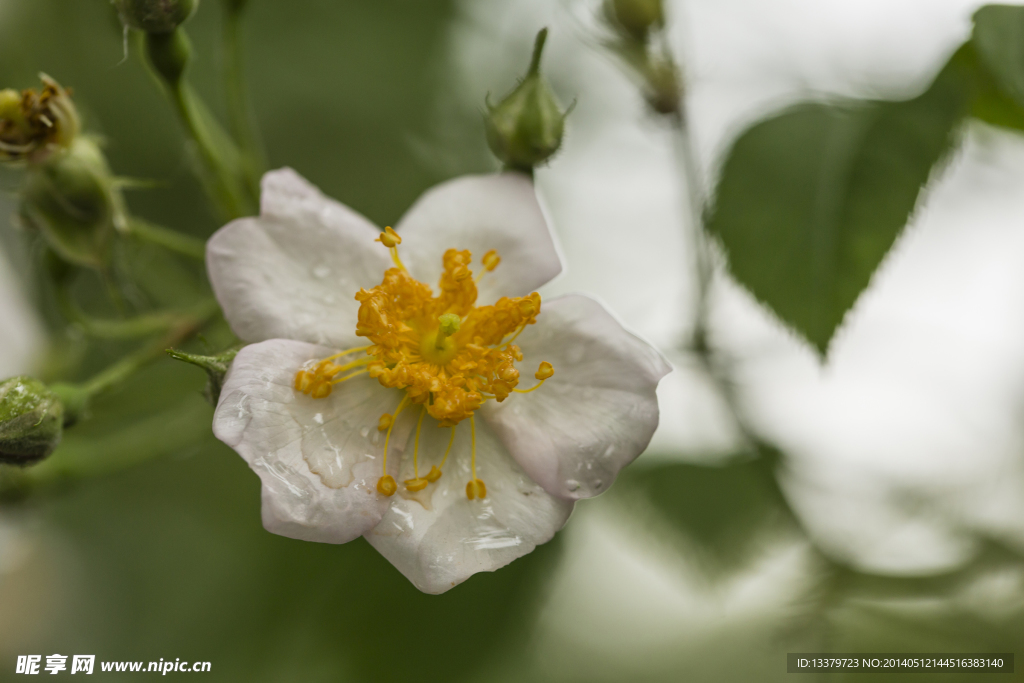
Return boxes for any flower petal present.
[206,168,390,346]
[365,416,573,594]
[482,294,671,501]
[395,173,562,305]
[213,339,413,544]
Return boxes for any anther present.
[465,479,487,500]
[294,370,314,394]
[535,361,554,380]
[426,465,443,483]
[404,477,429,492]
[310,380,332,399]
[376,226,401,248]
[482,249,501,272]
[377,475,397,496]
[378,413,393,431]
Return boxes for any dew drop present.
[566,479,580,492]
[313,413,324,425]
[359,426,370,438]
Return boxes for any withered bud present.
[0,75,80,165]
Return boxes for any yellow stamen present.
[389,246,407,272]
[471,415,477,479]
[376,226,401,248]
[404,408,430,490]
[310,379,332,399]
[378,413,393,432]
[513,363,553,394]
[377,475,397,496]
[465,416,486,500]
[355,249,539,425]
[535,361,554,380]
[378,395,409,496]
[294,346,372,399]
[320,346,370,363]
[482,249,501,271]
[294,370,314,393]
[426,426,456,483]
[330,369,368,385]
[319,357,370,378]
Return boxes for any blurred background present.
[1,0,1023,681]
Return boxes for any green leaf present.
[707,58,973,355]
[615,456,793,578]
[968,6,1024,133]
[973,5,1024,108]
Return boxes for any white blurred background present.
[443,0,1024,676]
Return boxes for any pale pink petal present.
[395,173,562,305]
[483,294,671,500]
[365,415,573,593]
[206,168,390,346]
[213,339,413,543]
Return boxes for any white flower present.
[207,168,670,593]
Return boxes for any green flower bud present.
[113,0,198,34]
[167,346,240,405]
[643,59,682,116]
[0,75,80,165]
[484,29,571,173]
[19,136,125,269]
[604,0,665,42]
[0,377,65,466]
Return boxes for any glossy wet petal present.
[395,172,562,305]
[206,168,390,346]
[365,416,573,593]
[213,339,412,544]
[483,294,671,500]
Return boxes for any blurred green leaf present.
[967,5,1024,133]
[616,455,794,578]
[707,57,973,355]
[972,5,1024,109]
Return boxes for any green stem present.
[128,217,207,261]
[142,29,256,220]
[223,0,266,197]
[528,28,548,76]
[169,81,254,219]
[78,299,220,398]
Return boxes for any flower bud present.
[19,136,124,269]
[113,0,198,34]
[643,59,682,116]
[484,29,571,172]
[604,0,665,42]
[0,377,65,466]
[0,75,79,165]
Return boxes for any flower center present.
[418,313,461,366]
[293,226,554,501]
